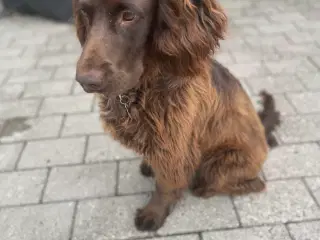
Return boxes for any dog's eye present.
[121,10,136,22]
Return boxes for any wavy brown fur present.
[72,0,281,232]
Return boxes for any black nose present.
[75,73,103,93]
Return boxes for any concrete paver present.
[0,0,320,239]
[85,135,139,162]
[287,221,320,240]
[202,226,291,240]
[19,137,86,168]
[0,202,74,240]
[43,163,117,201]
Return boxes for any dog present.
[72,0,281,232]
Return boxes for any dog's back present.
[211,59,280,148]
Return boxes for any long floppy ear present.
[72,0,86,46]
[152,0,227,75]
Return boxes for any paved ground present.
[0,0,320,239]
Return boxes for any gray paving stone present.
[233,180,320,226]
[232,16,269,26]
[228,25,260,36]
[37,54,78,67]
[245,35,289,48]
[276,114,320,143]
[0,58,37,70]
[228,63,269,78]
[0,47,24,58]
[39,95,94,115]
[311,56,320,68]
[270,12,306,22]
[0,202,74,240]
[0,84,24,101]
[143,235,199,240]
[12,35,48,46]
[305,177,320,205]
[287,221,320,240]
[64,42,82,53]
[295,20,320,30]
[219,38,247,51]
[258,24,296,34]
[0,116,63,143]
[245,75,305,94]
[72,82,86,94]
[43,163,117,201]
[86,135,139,162]
[287,92,320,113]
[24,81,73,98]
[202,225,291,240]
[0,72,8,86]
[0,143,24,171]
[118,160,154,194]
[19,137,86,169]
[73,195,152,240]
[264,143,320,180]
[265,58,317,75]
[0,99,41,120]
[214,51,235,65]
[7,68,55,83]
[61,113,104,136]
[298,72,320,90]
[22,45,64,58]
[53,66,76,80]
[231,50,281,63]
[285,30,315,44]
[0,169,47,206]
[275,44,320,58]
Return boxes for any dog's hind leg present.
[190,148,265,198]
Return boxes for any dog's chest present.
[99,93,165,155]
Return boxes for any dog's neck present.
[98,56,213,123]
[97,87,141,122]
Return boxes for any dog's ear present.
[72,0,86,46]
[152,0,227,74]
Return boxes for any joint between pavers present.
[115,161,120,196]
[13,141,27,170]
[58,114,67,137]
[39,167,51,204]
[284,223,295,240]
[307,56,320,70]
[283,92,299,114]
[231,196,243,228]
[302,177,320,208]
[68,201,78,240]
[81,135,89,164]
[35,97,45,117]
[0,70,11,86]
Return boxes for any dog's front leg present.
[134,155,190,232]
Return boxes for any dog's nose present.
[76,72,103,93]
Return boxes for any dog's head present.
[73,0,227,96]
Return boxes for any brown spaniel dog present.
[72,0,281,232]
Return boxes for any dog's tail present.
[257,90,281,148]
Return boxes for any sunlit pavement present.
[0,0,319,239]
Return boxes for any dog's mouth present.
[79,83,106,94]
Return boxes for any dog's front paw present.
[140,162,154,177]
[134,207,167,232]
